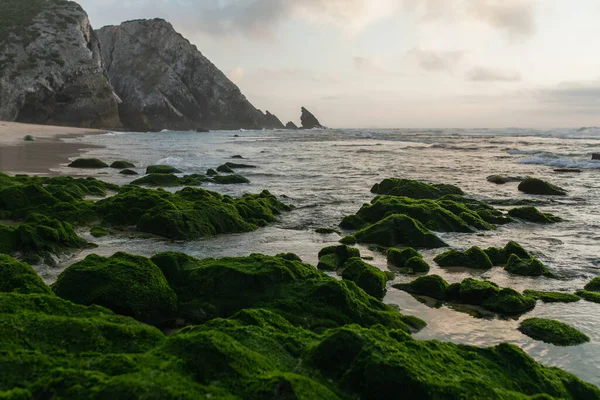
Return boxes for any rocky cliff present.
[0,0,120,128]
[300,107,324,129]
[97,19,284,132]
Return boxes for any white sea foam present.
[520,157,600,169]
[157,156,182,165]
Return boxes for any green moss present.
[434,247,493,269]
[387,247,420,268]
[53,252,178,325]
[0,254,52,295]
[276,253,303,262]
[110,161,135,169]
[508,206,562,223]
[394,275,449,300]
[405,256,430,273]
[371,178,464,199]
[315,227,341,235]
[216,164,234,173]
[206,168,218,176]
[212,175,250,184]
[523,290,580,303]
[576,290,600,303]
[146,165,182,174]
[341,258,388,300]
[339,235,357,245]
[477,209,513,224]
[90,226,108,238]
[584,277,600,292]
[23,135,34,142]
[519,318,590,346]
[482,288,536,315]
[119,168,138,175]
[505,254,556,278]
[351,214,448,248]
[131,173,182,187]
[518,178,567,196]
[484,241,531,265]
[68,158,109,168]
[317,245,360,271]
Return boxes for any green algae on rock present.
[504,254,556,278]
[404,256,430,273]
[224,162,256,169]
[576,290,600,303]
[315,227,341,235]
[483,241,531,265]
[68,158,109,168]
[53,252,178,325]
[523,290,580,303]
[584,277,600,292]
[212,174,250,184]
[508,206,562,223]
[90,226,108,238]
[387,247,420,268]
[110,160,136,169]
[206,168,219,176]
[341,257,388,300]
[0,254,52,295]
[216,164,234,173]
[394,275,449,300]
[434,246,493,270]
[146,165,182,174]
[317,245,360,271]
[519,318,590,346]
[370,178,464,199]
[131,173,183,187]
[518,178,567,196]
[119,168,139,175]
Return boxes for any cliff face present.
[0,0,120,129]
[97,19,283,132]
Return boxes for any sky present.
[79,0,600,129]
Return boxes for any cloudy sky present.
[80,0,600,128]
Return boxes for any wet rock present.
[131,173,182,187]
[212,175,250,184]
[315,227,341,235]
[119,168,138,175]
[68,158,109,168]
[508,206,562,223]
[592,153,600,160]
[394,275,449,300]
[434,247,493,270]
[404,256,430,273]
[523,290,580,303]
[317,245,360,271]
[231,155,244,159]
[387,247,420,268]
[90,226,108,238]
[286,121,299,129]
[341,258,388,300]
[576,290,600,303]
[519,318,589,346]
[487,175,508,184]
[195,128,209,133]
[0,254,52,295]
[225,162,256,169]
[206,168,218,176]
[146,165,182,174]
[23,135,34,142]
[300,107,324,129]
[216,164,234,173]
[483,241,531,265]
[110,160,135,169]
[518,178,567,196]
[371,178,464,199]
[554,168,582,173]
[584,277,600,292]
[504,254,556,278]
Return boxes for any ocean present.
[48,127,600,385]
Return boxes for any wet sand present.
[0,121,108,174]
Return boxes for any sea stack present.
[0,1,120,128]
[286,121,299,129]
[300,107,325,129]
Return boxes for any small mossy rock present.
[90,226,108,238]
[576,290,600,303]
[216,164,234,173]
[339,235,357,245]
[180,174,211,186]
[119,169,138,175]
[584,277,600,292]
[68,158,109,168]
[0,255,52,295]
[146,165,182,174]
[206,168,218,176]
[53,252,178,325]
[110,161,135,169]
[352,214,448,249]
[434,247,493,270]
[452,278,499,304]
[477,209,512,225]
[341,258,388,300]
[394,275,449,300]
[505,254,556,278]
[487,175,508,184]
[508,206,562,223]
[276,253,303,262]
[523,290,580,303]
[231,155,244,159]
[370,178,464,199]
[317,245,360,271]
[131,173,182,187]
[404,256,430,273]
[484,241,531,265]
[387,247,420,268]
[339,213,367,230]
[23,135,34,142]
[315,227,341,235]
[482,288,536,314]
[518,178,567,196]
[225,162,257,169]
[212,175,250,184]
[519,318,590,346]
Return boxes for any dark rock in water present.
[96,19,281,131]
[523,290,580,303]
[119,169,138,175]
[519,318,589,346]
[487,175,508,184]
[315,227,341,235]
[483,241,531,265]
[110,160,135,169]
[212,175,250,184]
[286,121,299,129]
[554,168,582,173]
[206,168,218,176]
[342,257,388,300]
[371,178,464,199]
[231,155,244,159]
[68,158,109,168]
[300,107,324,129]
[504,254,556,278]
[508,206,562,224]
[146,165,182,174]
[592,153,600,160]
[434,247,493,270]
[393,275,449,300]
[195,128,209,133]
[584,276,600,292]
[317,245,360,271]
[518,178,567,196]
[0,1,120,129]
[234,134,240,137]
[225,162,256,169]
[23,135,34,142]
[216,164,234,173]
[132,173,182,187]
[260,110,285,129]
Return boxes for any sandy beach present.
[0,121,108,174]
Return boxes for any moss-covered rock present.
[119,168,138,175]
[394,275,449,300]
[317,245,360,271]
[68,158,109,168]
[504,254,556,278]
[315,227,341,235]
[584,277,600,292]
[576,290,600,303]
[23,135,34,142]
[206,168,218,176]
[341,258,388,299]
[90,226,108,238]
[387,247,420,268]
[476,209,513,225]
[434,247,493,270]
[146,165,182,174]
[216,164,234,173]
[508,206,562,223]
[487,175,508,184]
[131,173,182,187]
[212,175,250,184]
[53,252,178,325]
[481,288,536,314]
[224,162,256,169]
[405,256,430,273]
[519,318,590,346]
[523,290,580,303]
[110,161,136,169]
[339,235,357,245]
[371,178,464,199]
[351,214,448,249]
[518,178,567,196]
[483,241,531,265]
[0,255,52,295]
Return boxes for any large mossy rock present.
[434,246,493,270]
[584,277,600,292]
[212,174,250,184]
[341,258,388,300]
[523,290,580,303]
[68,158,109,168]
[0,255,52,295]
[508,206,562,223]
[518,178,567,196]
[387,247,420,268]
[131,173,183,187]
[370,178,464,199]
[394,275,449,300]
[349,214,448,249]
[53,252,178,325]
[504,254,556,278]
[519,318,590,346]
[576,290,600,303]
[110,160,136,169]
[146,165,182,174]
[316,245,360,271]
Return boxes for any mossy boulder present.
[212,175,250,184]
[216,164,234,173]
[576,290,600,303]
[90,226,108,238]
[68,158,109,168]
[481,288,536,314]
[341,258,388,299]
[206,168,218,176]
[110,161,135,169]
[394,275,449,300]
[504,254,556,278]
[23,135,34,142]
[351,214,448,249]
[434,247,493,270]
[405,256,431,273]
[387,247,420,268]
[119,168,138,175]
[518,178,567,196]
[131,173,182,187]
[508,206,562,223]
[146,165,182,174]
[53,252,178,325]
[477,209,513,225]
[315,227,341,235]
[519,318,590,346]
[483,241,531,265]
[487,175,508,184]
[224,162,256,169]
[523,290,580,303]
[317,245,360,271]
[584,277,600,292]
[371,178,464,199]
[0,255,52,295]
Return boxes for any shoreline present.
[0,121,109,174]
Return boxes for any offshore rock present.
[285,121,299,129]
[96,19,283,131]
[260,110,285,129]
[0,0,120,128]
[300,107,324,129]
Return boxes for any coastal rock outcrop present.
[96,19,283,131]
[286,121,299,129]
[0,0,120,128]
[592,153,600,160]
[300,107,325,129]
